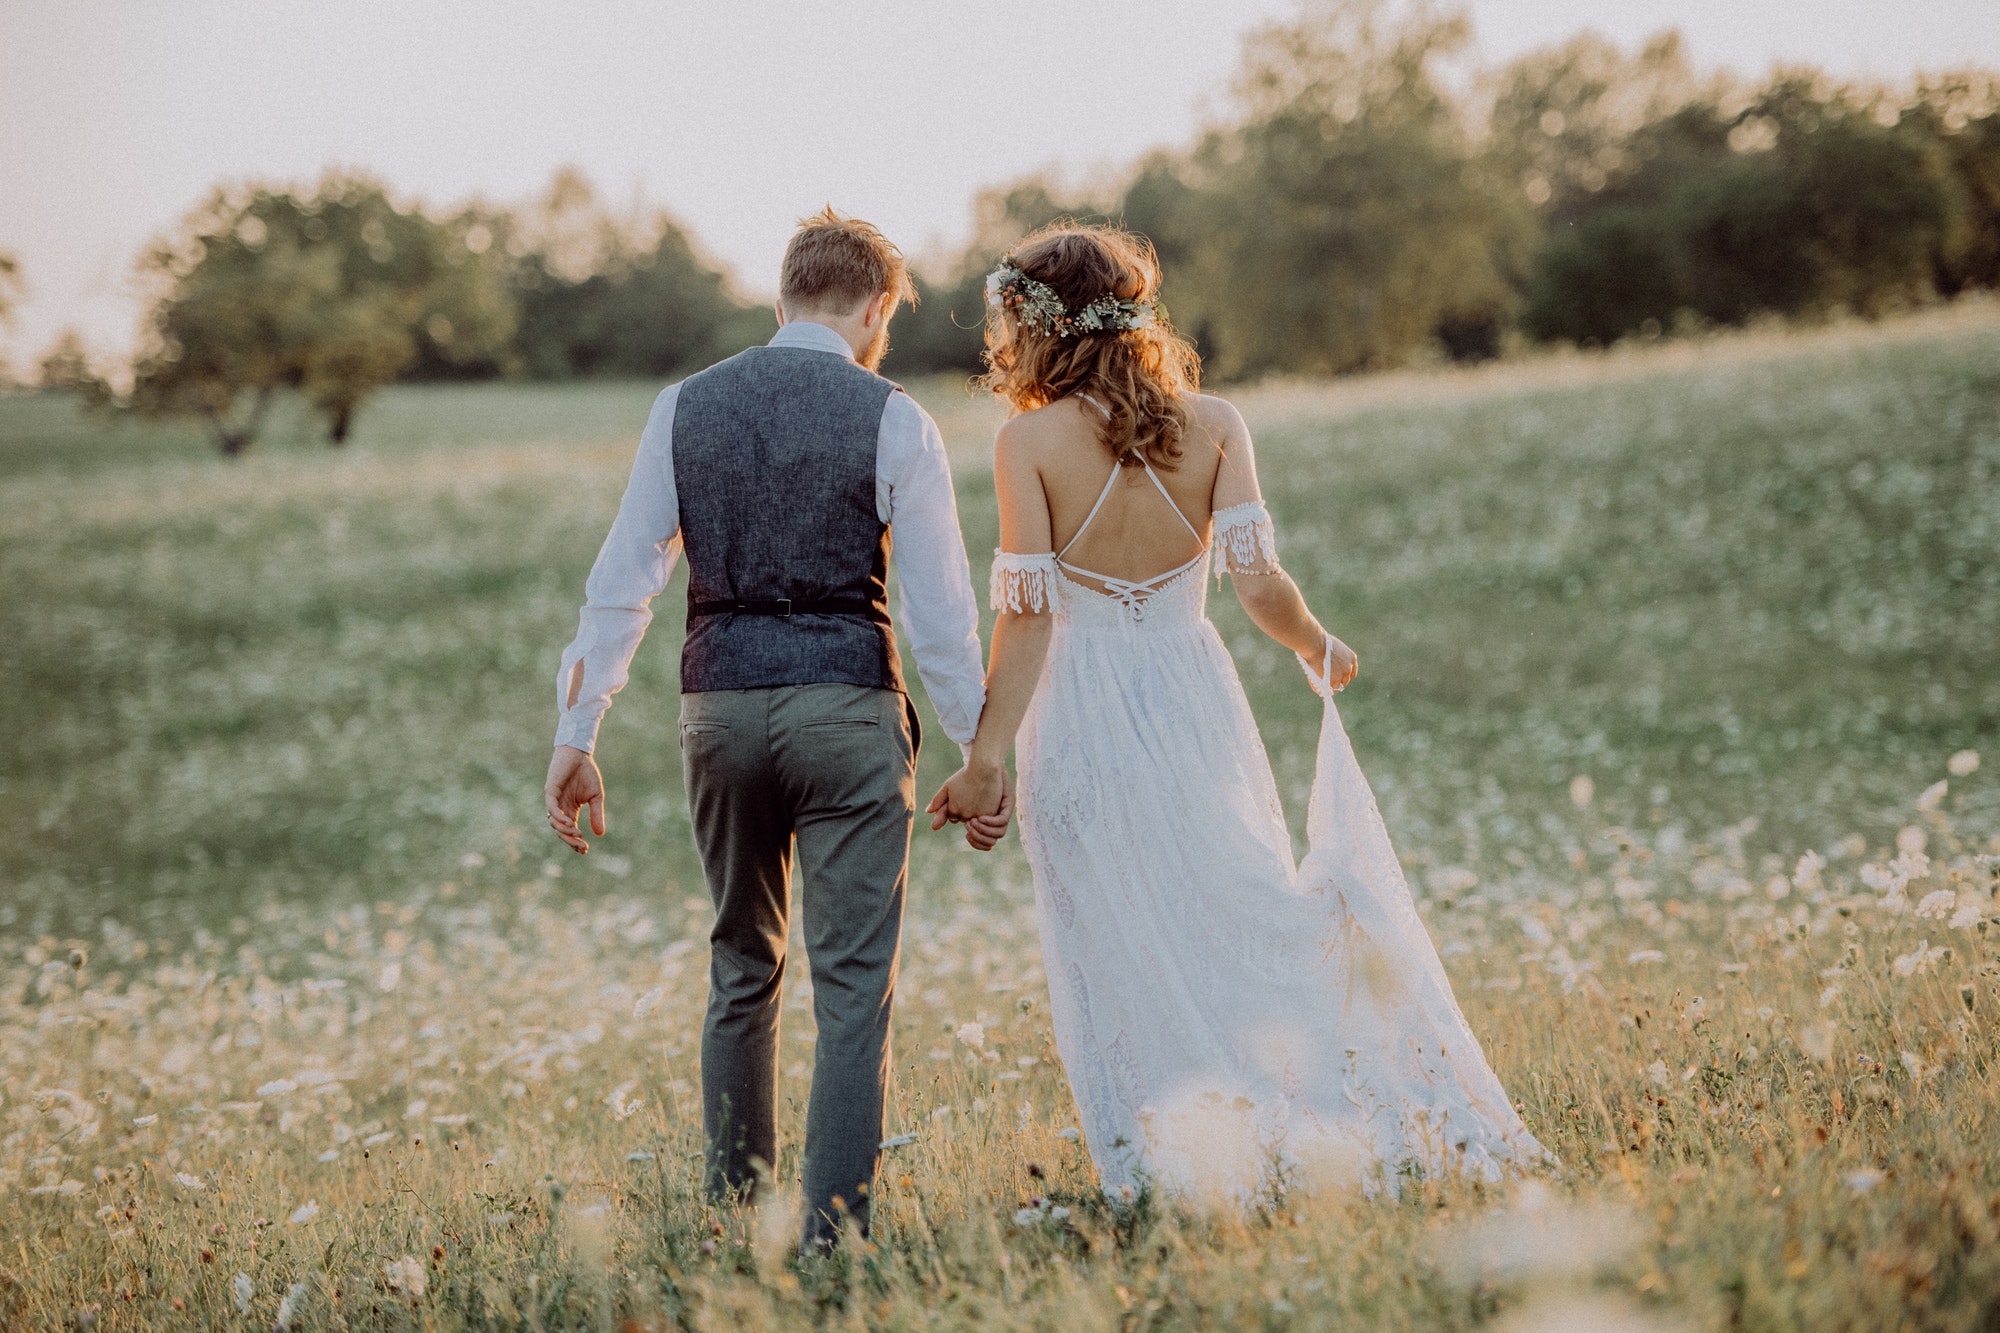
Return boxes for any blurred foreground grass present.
[0,306,1996,1329]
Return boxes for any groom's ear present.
[773,298,787,327]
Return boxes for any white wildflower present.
[232,1272,254,1315]
[607,1081,643,1120]
[1890,849,1931,883]
[1915,890,1956,919]
[378,960,402,992]
[275,1282,309,1330]
[382,1255,427,1299]
[174,1172,206,1191]
[1014,1207,1044,1226]
[1859,863,1903,894]
[257,1078,298,1098]
[1916,780,1949,812]
[1818,987,1841,1008]
[1050,1205,1072,1221]
[1898,1051,1927,1081]
[1893,941,1946,977]
[1058,1127,1080,1141]
[287,1199,319,1226]
[1896,826,1927,854]
[1569,775,1595,807]
[880,1133,918,1149]
[1845,1168,1885,1194]
[1946,749,1980,777]
[1765,875,1790,900]
[431,1113,470,1127]
[1949,896,1987,930]
[632,985,665,1018]
[955,1022,985,1051]
[403,1099,428,1119]
[1627,949,1666,965]
[1647,1060,1671,1087]
[625,1151,656,1162]
[1799,1024,1835,1062]
[317,1149,340,1163]
[1793,849,1826,890]
[132,1114,157,1127]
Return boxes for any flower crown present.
[984,264,1159,337]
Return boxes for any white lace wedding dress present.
[991,464,1549,1200]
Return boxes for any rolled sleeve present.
[554,385,683,753]
[878,391,987,748]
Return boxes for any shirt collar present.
[768,320,857,361]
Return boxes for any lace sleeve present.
[1211,500,1281,577]
[990,551,1062,614]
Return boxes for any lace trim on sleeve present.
[1211,500,1281,577]
[990,551,1062,614]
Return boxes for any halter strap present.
[1052,391,1210,607]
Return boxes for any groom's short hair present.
[780,207,915,315]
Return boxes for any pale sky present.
[3,0,1995,372]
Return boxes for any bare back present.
[1010,394,1248,597]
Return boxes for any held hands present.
[545,745,606,854]
[1298,633,1359,699]
[927,758,1015,851]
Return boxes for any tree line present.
[884,10,2000,380]
[17,1,2000,453]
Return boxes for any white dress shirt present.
[553,320,988,754]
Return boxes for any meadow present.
[0,304,1995,1330]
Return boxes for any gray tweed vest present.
[672,344,906,696]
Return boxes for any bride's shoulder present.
[1184,393,1250,449]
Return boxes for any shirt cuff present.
[554,713,599,755]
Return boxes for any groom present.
[543,209,1006,1248]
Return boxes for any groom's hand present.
[926,756,1006,832]
[545,745,606,855]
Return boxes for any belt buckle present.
[775,598,792,618]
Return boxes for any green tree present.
[1521,78,1964,342]
[1172,0,1531,375]
[130,173,515,453]
[506,169,767,380]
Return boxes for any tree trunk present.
[204,386,276,457]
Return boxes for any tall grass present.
[0,305,1995,1328]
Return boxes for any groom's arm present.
[876,391,986,756]
[553,384,685,756]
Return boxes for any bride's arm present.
[934,422,1056,825]
[1205,397,1358,687]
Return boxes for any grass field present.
[0,304,1996,1329]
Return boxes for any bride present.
[930,223,1549,1200]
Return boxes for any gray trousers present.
[679,682,917,1246]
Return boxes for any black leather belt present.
[689,597,880,619]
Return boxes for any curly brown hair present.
[979,222,1202,471]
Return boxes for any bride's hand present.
[1298,634,1358,697]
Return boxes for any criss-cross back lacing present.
[1054,395,1208,611]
